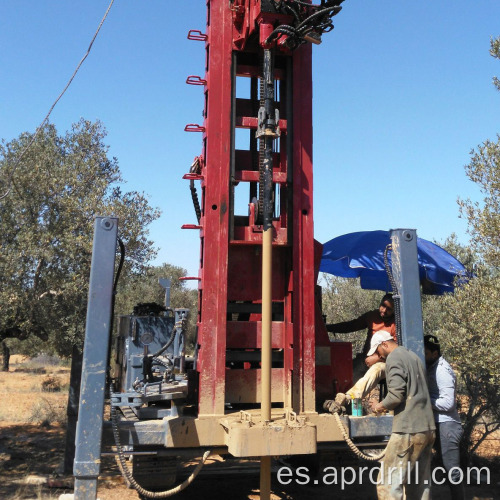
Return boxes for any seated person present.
[324,294,397,413]
[326,293,396,380]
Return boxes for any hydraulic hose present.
[333,413,386,461]
[188,156,202,224]
[110,398,211,498]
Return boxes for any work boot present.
[323,399,343,414]
[323,399,351,415]
[334,392,351,407]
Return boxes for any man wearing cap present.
[369,332,436,499]
[324,330,394,413]
[323,294,397,413]
[424,334,465,500]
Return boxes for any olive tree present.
[0,120,160,367]
[436,36,500,462]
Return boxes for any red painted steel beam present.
[196,0,234,416]
[291,44,316,414]
[195,0,320,417]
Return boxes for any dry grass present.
[10,483,61,500]
[0,358,70,425]
[0,357,139,500]
[41,374,64,392]
[28,397,67,427]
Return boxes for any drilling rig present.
[73,1,429,498]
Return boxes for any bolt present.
[403,230,413,241]
[100,218,114,231]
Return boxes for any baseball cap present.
[367,330,394,356]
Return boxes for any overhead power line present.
[0,0,115,201]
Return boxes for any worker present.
[424,334,466,500]
[323,329,393,413]
[369,331,436,499]
[326,293,396,358]
[323,294,396,413]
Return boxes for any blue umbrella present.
[320,230,467,295]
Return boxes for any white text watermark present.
[277,464,490,490]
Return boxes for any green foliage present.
[0,120,160,357]
[458,135,500,270]
[438,276,500,459]
[438,39,500,461]
[458,36,500,272]
[421,233,477,336]
[491,36,500,91]
[439,278,499,390]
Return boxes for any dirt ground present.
[0,356,499,500]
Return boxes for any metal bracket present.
[239,410,254,428]
[256,108,281,138]
[187,30,208,41]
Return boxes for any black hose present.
[190,180,202,224]
[296,5,341,31]
[107,237,126,391]
[267,25,298,42]
[110,385,211,498]
[266,4,342,48]
[151,327,177,358]
[188,157,202,224]
[110,237,125,341]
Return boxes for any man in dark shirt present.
[324,294,396,412]
[326,293,396,360]
[370,331,436,499]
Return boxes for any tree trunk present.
[63,345,83,474]
[2,341,10,372]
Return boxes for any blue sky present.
[1,1,499,281]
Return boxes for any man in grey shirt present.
[424,334,465,500]
[370,331,436,499]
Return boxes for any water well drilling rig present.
[73,1,428,498]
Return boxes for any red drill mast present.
[185,0,350,418]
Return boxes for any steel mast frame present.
[190,0,316,418]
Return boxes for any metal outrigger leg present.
[389,228,426,363]
[73,217,118,500]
